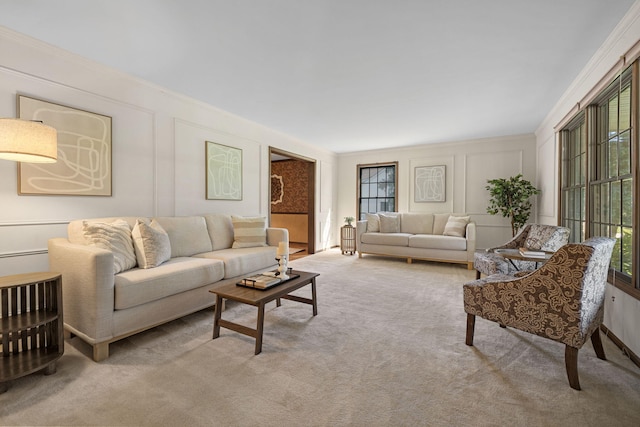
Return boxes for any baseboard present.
[600,324,640,369]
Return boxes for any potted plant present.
[344,216,355,227]
[486,174,540,237]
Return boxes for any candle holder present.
[276,255,289,280]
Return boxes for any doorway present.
[269,147,316,258]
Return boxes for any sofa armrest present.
[356,220,368,251]
[465,221,477,262]
[48,238,116,344]
[266,227,289,247]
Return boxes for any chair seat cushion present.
[115,257,224,310]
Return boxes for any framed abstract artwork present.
[414,165,446,202]
[17,95,112,196]
[206,141,242,200]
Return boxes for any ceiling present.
[0,1,636,153]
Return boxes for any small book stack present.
[239,274,281,289]
[518,247,546,258]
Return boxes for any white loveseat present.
[356,212,476,269]
[48,214,287,361]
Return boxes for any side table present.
[341,225,355,255]
[0,272,64,394]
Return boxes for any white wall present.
[337,133,537,250]
[0,27,337,275]
[535,2,640,358]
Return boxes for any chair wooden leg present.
[475,270,481,280]
[465,313,475,346]
[565,345,581,390]
[591,329,607,360]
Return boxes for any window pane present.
[361,183,369,198]
[623,178,632,225]
[611,181,621,225]
[608,95,618,136]
[619,130,631,175]
[622,227,633,275]
[620,85,631,130]
[608,136,618,178]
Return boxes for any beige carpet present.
[1,249,640,426]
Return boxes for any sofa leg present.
[565,345,581,390]
[467,262,474,270]
[93,342,110,362]
[591,329,606,360]
[407,258,412,264]
[465,313,475,346]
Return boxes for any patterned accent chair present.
[474,224,570,279]
[463,237,615,390]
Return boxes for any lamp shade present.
[0,118,58,163]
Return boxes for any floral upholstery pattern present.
[474,224,570,278]
[464,237,615,349]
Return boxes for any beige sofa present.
[48,214,287,361]
[356,212,476,269]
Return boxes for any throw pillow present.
[443,216,470,237]
[132,219,172,268]
[231,216,268,248]
[365,213,380,232]
[83,219,137,274]
[379,213,400,233]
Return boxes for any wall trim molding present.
[0,220,69,227]
[0,249,48,259]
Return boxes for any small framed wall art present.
[206,141,242,200]
[17,95,113,196]
[414,165,446,202]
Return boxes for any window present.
[559,65,637,294]
[357,162,397,220]
[560,113,587,243]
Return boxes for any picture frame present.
[414,165,446,202]
[206,141,242,200]
[17,95,112,196]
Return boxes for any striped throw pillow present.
[231,216,268,248]
[443,216,470,237]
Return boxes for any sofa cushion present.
[114,257,225,310]
[400,213,434,234]
[194,246,277,279]
[365,213,380,232]
[443,216,470,237]
[433,214,450,235]
[231,216,268,248]
[203,214,234,250]
[361,232,411,247]
[379,213,400,233]
[154,216,212,257]
[83,219,137,274]
[409,234,467,251]
[132,219,172,268]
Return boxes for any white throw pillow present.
[379,213,400,233]
[443,216,470,237]
[365,213,380,232]
[132,219,172,268]
[83,219,137,274]
[231,216,268,248]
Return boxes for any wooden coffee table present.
[209,270,318,354]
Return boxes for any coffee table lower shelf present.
[209,270,319,354]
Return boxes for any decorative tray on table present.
[236,270,299,290]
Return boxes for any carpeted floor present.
[1,248,639,426]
